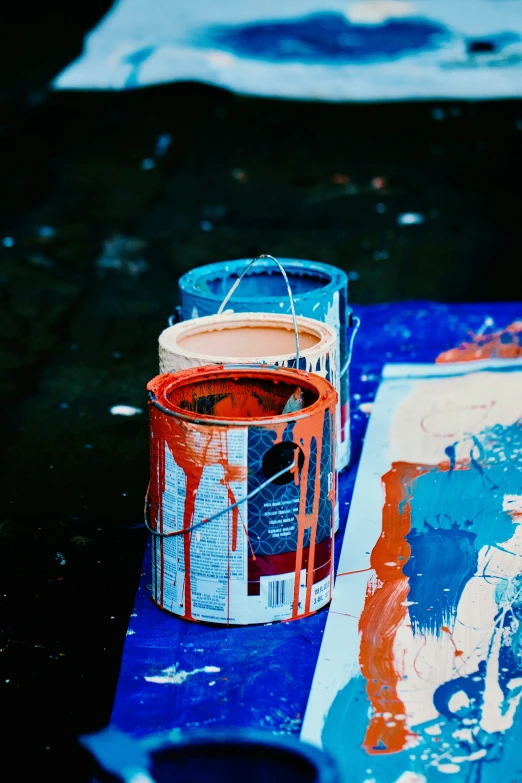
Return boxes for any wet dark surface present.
[1,3,522,780]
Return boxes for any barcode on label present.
[267,577,295,609]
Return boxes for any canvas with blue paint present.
[302,360,522,783]
[54,0,522,99]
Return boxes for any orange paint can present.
[146,363,337,625]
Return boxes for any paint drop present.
[436,763,460,774]
[155,133,172,157]
[397,212,425,226]
[144,664,220,685]
[359,402,374,414]
[110,405,143,416]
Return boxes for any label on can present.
[153,425,333,625]
[155,429,248,622]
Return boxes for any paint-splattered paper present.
[302,359,522,783]
[54,0,522,99]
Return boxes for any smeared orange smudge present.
[436,321,522,363]
[358,463,429,754]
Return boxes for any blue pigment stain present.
[404,526,477,635]
[203,12,449,64]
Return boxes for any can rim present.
[178,258,348,306]
[159,312,337,365]
[147,363,337,427]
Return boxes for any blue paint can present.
[86,728,341,783]
[178,257,355,469]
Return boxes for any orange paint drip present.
[148,375,249,621]
[358,463,429,754]
[436,320,522,363]
[441,625,464,657]
[289,402,335,618]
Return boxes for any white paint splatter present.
[393,773,427,783]
[436,763,460,774]
[126,629,135,636]
[110,405,143,416]
[359,402,374,414]
[346,1,416,24]
[397,212,425,226]
[448,690,470,713]
[144,664,220,685]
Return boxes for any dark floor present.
[1,3,522,779]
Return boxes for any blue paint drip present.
[203,12,449,64]
[404,526,477,635]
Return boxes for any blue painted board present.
[111,301,522,739]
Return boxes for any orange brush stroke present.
[358,463,430,754]
[436,320,522,363]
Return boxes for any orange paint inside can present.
[147,364,337,626]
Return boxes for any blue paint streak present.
[404,526,477,635]
[405,421,522,635]
[203,12,449,64]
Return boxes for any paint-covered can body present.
[178,258,352,469]
[89,729,340,783]
[147,364,337,625]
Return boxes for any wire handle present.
[217,254,301,365]
[341,313,361,377]
[167,306,182,327]
[144,457,298,538]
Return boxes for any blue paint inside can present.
[90,729,340,783]
[178,258,353,469]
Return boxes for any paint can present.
[85,728,340,783]
[178,255,357,469]
[146,363,337,625]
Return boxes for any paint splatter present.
[350,420,522,778]
[436,321,522,363]
[144,664,220,685]
[110,405,143,416]
[203,12,449,64]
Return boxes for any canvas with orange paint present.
[302,359,522,783]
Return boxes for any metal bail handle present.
[217,254,301,365]
[341,312,361,377]
[144,455,299,538]
[167,306,182,327]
